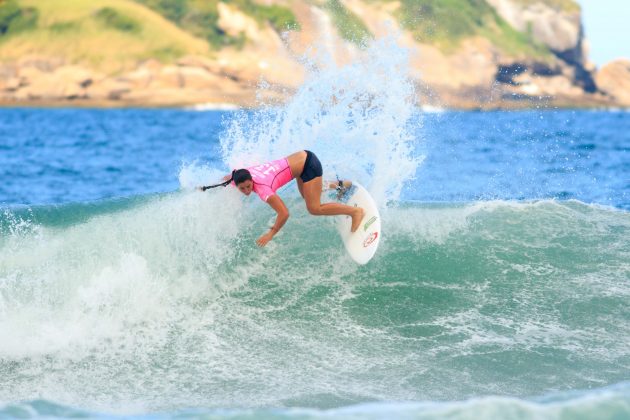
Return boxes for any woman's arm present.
[256,195,289,247]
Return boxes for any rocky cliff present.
[0,0,627,109]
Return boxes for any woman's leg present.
[302,176,364,232]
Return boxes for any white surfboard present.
[333,182,381,265]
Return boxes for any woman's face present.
[237,180,253,195]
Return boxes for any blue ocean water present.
[1,108,628,209]
[0,40,629,419]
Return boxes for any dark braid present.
[199,170,236,191]
[199,169,252,191]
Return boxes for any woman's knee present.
[306,203,321,215]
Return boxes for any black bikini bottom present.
[300,150,323,183]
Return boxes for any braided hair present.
[199,169,252,191]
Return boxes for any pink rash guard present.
[242,158,294,202]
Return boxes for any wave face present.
[1,197,628,414]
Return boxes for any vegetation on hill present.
[0,0,299,73]
[515,0,579,12]
[393,0,552,59]
[0,0,210,73]
[324,0,372,45]
[0,0,38,36]
[136,0,238,49]
[228,0,299,32]
[0,0,574,74]
[94,7,141,33]
[136,0,299,49]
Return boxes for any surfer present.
[198,150,364,247]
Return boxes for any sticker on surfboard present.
[332,182,381,265]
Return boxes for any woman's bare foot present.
[350,207,365,233]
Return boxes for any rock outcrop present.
[595,59,630,106]
[0,55,260,107]
[486,0,597,93]
[487,0,582,55]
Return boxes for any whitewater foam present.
[0,192,248,359]
[181,35,420,207]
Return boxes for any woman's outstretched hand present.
[256,231,274,247]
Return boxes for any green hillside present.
[392,0,553,58]
[0,0,297,73]
[515,0,579,12]
[0,0,211,73]
[136,0,299,49]
[325,0,372,44]
[0,0,578,74]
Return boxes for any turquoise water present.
[0,39,629,419]
[1,196,628,418]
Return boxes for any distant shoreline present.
[1,99,626,112]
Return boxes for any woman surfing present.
[198,150,364,247]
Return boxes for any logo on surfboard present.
[363,216,377,231]
[363,232,378,248]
